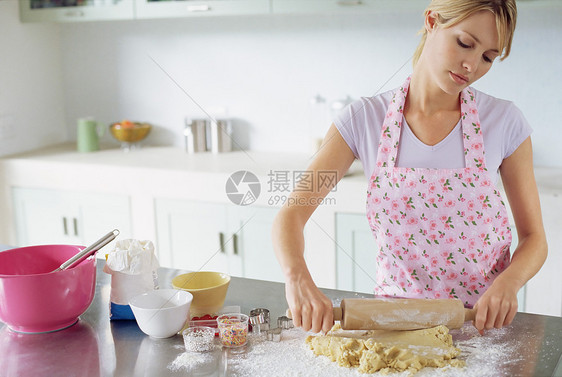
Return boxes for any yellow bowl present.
[109,122,151,143]
[171,271,230,317]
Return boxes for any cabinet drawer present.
[135,0,270,19]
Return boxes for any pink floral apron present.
[366,77,512,307]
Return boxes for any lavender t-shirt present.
[334,87,532,185]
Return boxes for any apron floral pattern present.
[366,77,512,307]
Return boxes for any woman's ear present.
[425,10,439,33]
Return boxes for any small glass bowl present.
[182,326,215,353]
[217,313,249,347]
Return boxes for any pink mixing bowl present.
[0,245,96,333]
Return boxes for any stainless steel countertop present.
[1,261,561,377]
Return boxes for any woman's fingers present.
[301,304,313,332]
[494,299,512,328]
[311,297,334,334]
[473,303,488,334]
[310,302,324,333]
[484,297,499,330]
[473,287,518,334]
[301,297,333,333]
[290,305,302,328]
[322,302,335,334]
[286,280,334,333]
[504,305,518,327]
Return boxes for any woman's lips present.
[450,72,469,85]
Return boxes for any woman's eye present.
[457,39,471,48]
[483,55,493,63]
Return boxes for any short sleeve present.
[503,103,533,159]
[332,94,392,179]
[333,100,362,160]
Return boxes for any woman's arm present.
[272,124,356,334]
[473,137,548,333]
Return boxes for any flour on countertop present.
[169,324,522,376]
[168,345,220,374]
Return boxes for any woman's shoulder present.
[359,89,395,108]
[471,87,531,135]
[470,88,532,161]
[345,89,395,118]
[471,87,521,116]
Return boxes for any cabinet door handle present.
[64,10,85,17]
[63,217,68,235]
[187,4,211,12]
[233,234,239,255]
[73,218,79,237]
[219,232,226,253]
[336,0,362,6]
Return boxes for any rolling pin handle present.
[464,308,477,322]
[286,308,293,319]
[333,306,343,321]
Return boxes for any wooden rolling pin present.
[287,298,476,331]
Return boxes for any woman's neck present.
[407,68,460,116]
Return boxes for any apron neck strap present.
[460,87,487,169]
[376,77,486,170]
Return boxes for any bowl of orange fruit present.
[109,120,151,150]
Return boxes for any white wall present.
[0,1,66,157]
[60,12,423,153]
[2,3,561,167]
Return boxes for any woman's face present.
[423,10,500,95]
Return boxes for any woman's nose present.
[462,53,479,73]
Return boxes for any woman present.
[272,0,547,335]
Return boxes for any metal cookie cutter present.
[277,315,293,330]
[249,308,270,334]
[266,327,282,342]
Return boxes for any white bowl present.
[129,289,193,338]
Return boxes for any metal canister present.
[208,119,232,154]
[184,118,208,154]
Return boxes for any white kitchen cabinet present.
[229,205,284,282]
[19,0,135,23]
[12,187,132,254]
[155,199,230,273]
[155,198,284,282]
[134,0,270,19]
[335,212,378,294]
[271,0,426,15]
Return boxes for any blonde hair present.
[412,0,517,66]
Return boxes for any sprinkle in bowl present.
[183,326,215,353]
[217,313,249,347]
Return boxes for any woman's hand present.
[285,271,334,334]
[473,276,518,334]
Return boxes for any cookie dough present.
[306,324,464,374]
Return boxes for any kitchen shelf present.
[19,0,561,22]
